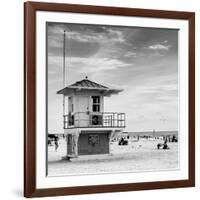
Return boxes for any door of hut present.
[78,132,109,155]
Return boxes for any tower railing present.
[63,112,126,129]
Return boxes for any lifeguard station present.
[57,77,126,159]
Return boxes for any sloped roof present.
[70,78,108,89]
[57,77,123,96]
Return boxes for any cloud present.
[48,25,127,59]
[47,55,133,82]
[48,24,125,44]
[106,28,125,43]
[65,28,125,44]
[148,44,171,50]
[124,51,137,57]
[69,57,132,73]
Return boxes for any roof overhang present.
[57,86,123,96]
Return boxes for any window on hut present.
[92,96,100,112]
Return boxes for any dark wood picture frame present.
[24,1,195,198]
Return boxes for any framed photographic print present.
[24,1,195,198]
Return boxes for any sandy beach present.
[48,137,179,176]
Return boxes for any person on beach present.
[163,139,169,149]
[157,138,169,150]
[54,137,59,152]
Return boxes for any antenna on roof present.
[63,30,66,123]
[63,30,66,87]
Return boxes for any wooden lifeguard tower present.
[57,77,126,158]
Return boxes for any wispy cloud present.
[49,56,132,73]
[148,44,171,50]
[74,57,131,72]
[124,51,137,58]
[163,40,168,44]
[48,24,125,45]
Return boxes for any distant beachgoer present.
[55,138,59,152]
[157,139,169,150]
[157,143,162,149]
[164,138,167,145]
[163,139,169,149]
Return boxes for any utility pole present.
[63,30,66,126]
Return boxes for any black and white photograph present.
[47,22,179,177]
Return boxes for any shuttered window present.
[92,96,100,112]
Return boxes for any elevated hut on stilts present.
[57,77,126,159]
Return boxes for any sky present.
[47,22,178,133]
